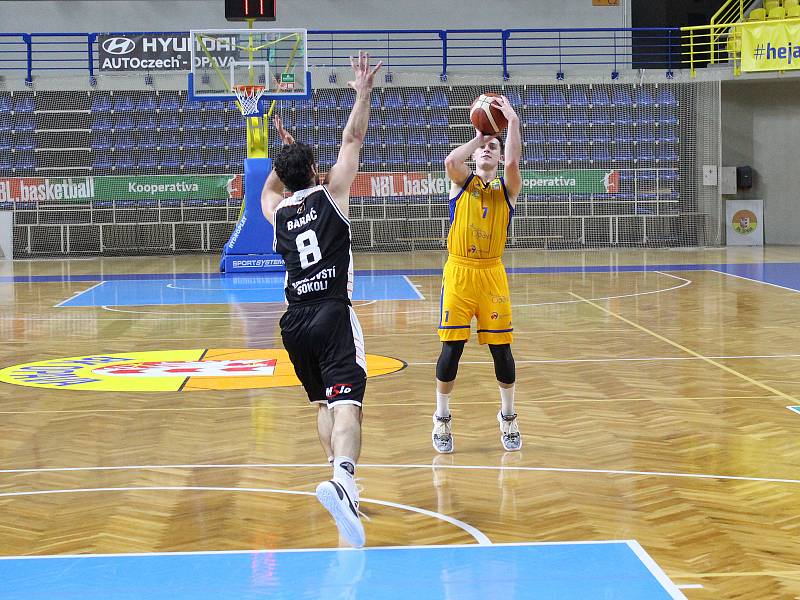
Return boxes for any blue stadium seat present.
[504,89,523,107]
[292,95,312,109]
[205,132,226,148]
[361,145,383,167]
[570,109,589,125]
[92,151,112,169]
[13,95,35,113]
[136,95,157,111]
[0,113,10,132]
[408,130,427,145]
[636,128,656,143]
[590,109,612,125]
[591,143,611,161]
[658,144,679,161]
[523,144,545,163]
[547,147,568,162]
[183,113,203,130]
[547,112,567,126]
[14,132,35,151]
[206,100,226,111]
[293,110,314,128]
[613,146,633,161]
[368,112,383,128]
[429,110,448,126]
[547,89,567,106]
[316,111,337,128]
[315,91,337,109]
[591,88,611,106]
[292,127,314,145]
[659,130,679,143]
[161,153,181,169]
[636,143,655,160]
[615,130,634,143]
[364,128,384,145]
[656,88,678,106]
[158,94,180,111]
[523,126,544,144]
[614,110,633,126]
[161,133,181,149]
[429,128,449,145]
[383,89,403,109]
[0,94,11,112]
[429,90,449,108]
[429,145,449,163]
[661,169,679,181]
[568,88,590,106]
[91,94,111,113]
[524,89,545,107]
[115,132,136,150]
[183,98,204,112]
[590,130,612,143]
[183,150,203,169]
[113,95,134,112]
[203,111,225,130]
[569,130,589,143]
[387,128,408,145]
[228,154,245,170]
[138,115,157,130]
[339,91,355,109]
[407,146,429,169]
[571,147,590,161]
[0,132,10,151]
[207,150,226,168]
[523,109,546,126]
[114,114,135,131]
[549,131,567,144]
[0,153,11,171]
[91,132,112,149]
[385,145,406,168]
[638,113,655,126]
[660,114,678,125]
[159,113,180,130]
[138,154,158,169]
[138,131,158,150]
[385,112,405,127]
[405,90,427,109]
[318,127,338,146]
[612,89,632,106]
[184,131,203,149]
[13,114,36,131]
[406,111,427,127]
[635,88,655,106]
[113,153,135,170]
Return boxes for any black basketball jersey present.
[272,185,353,305]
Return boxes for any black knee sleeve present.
[436,340,465,382]
[489,344,515,385]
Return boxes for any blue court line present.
[57,275,423,307]
[0,541,685,600]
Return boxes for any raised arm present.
[495,95,522,206]
[260,114,294,225]
[325,51,382,215]
[444,132,491,190]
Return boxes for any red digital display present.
[225,0,276,21]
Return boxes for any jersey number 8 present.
[296,230,323,269]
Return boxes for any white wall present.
[722,79,800,245]
[0,0,629,32]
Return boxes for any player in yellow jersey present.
[432,94,522,453]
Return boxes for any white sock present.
[500,384,515,417]
[332,456,357,497]
[436,392,451,418]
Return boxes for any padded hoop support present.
[220,158,285,273]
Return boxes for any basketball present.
[470,92,508,135]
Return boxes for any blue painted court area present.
[57,274,423,307]
[0,541,685,600]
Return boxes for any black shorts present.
[280,300,367,408]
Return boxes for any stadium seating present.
[768,6,786,19]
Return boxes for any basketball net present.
[233,84,266,117]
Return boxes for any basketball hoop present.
[233,84,266,116]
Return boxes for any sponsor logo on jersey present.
[0,349,405,392]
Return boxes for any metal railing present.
[709,0,746,65]
[0,28,681,84]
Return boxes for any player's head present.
[274,143,319,192]
[472,136,504,171]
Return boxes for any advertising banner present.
[740,21,800,72]
[726,199,764,246]
[98,33,240,72]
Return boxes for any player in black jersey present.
[260,51,381,548]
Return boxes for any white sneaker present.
[497,411,522,451]
[316,479,365,548]
[432,413,454,453]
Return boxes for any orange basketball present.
[470,92,508,136]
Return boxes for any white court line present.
[54,281,106,308]
[406,353,800,367]
[710,269,800,294]
[627,540,688,599]
[97,299,377,316]
[402,275,426,300]
[165,283,280,291]
[2,462,798,485]
[0,486,490,546]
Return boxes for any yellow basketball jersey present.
[447,174,513,259]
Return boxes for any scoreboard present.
[224,0,277,21]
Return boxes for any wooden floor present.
[1,247,799,599]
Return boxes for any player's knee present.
[436,340,465,382]
[489,343,515,384]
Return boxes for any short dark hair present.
[273,143,316,193]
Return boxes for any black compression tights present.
[436,341,515,385]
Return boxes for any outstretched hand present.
[347,50,382,94]
[273,114,295,145]
[492,94,519,122]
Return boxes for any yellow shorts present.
[438,255,513,345]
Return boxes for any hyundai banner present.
[98,33,239,72]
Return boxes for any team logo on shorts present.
[0,349,405,392]
[325,383,353,398]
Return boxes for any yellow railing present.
[710,0,746,64]
[682,22,743,77]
